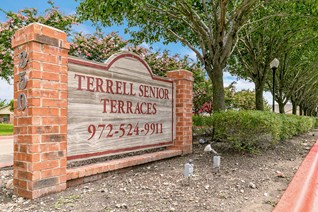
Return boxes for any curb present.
[273,141,318,212]
[0,163,13,169]
[0,135,13,140]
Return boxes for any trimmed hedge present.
[193,111,316,153]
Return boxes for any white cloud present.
[264,92,273,105]
[233,79,254,91]
[71,23,95,35]
[0,79,13,101]
[65,10,76,16]
[180,48,197,61]
[223,71,237,83]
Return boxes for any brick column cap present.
[167,69,194,82]
[12,22,70,50]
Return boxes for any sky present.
[0,0,272,104]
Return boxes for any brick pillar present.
[12,23,69,199]
[167,70,194,154]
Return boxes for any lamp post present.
[270,58,279,112]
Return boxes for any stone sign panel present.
[67,53,175,160]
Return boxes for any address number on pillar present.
[18,50,28,68]
[18,71,28,90]
[17,93,27,111]
[17,50,28,111]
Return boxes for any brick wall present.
[167,70,194,154]
[12,23,69,199]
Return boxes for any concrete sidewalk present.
[0,135,13,168]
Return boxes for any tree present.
[69,29,128,62]
[0,1,75,82]
[266,38,318,114]
[9,99,13,112]
[70,29,204,78]
[0,99,6,108]
[76,0,264,111]
[229,1,318,111]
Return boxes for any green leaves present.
[0,1,75,82]
[76,0,263,111]
[229,1,318,112]
[193,110,316,153]
[0,99,7,108]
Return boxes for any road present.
[0,136,13,168]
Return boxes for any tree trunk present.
[210,65,225,112]
[277,98,285,114]
[291,100,297,115]
[254,80,264,110]
[278,103,285,113]
[299,105,303,116]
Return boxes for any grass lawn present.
[0,123,13,136]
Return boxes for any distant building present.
[0,105,13,124]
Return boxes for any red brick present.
[29,70,42,79]
[29,52,57,64]
[20,144,28,153]
[14,144,19,152]
[42,117,66,125]
[25,154,41,162]
[41,151,65,161]
[59,158,67,167]
[15,188,32,199]
[30,160,59,171]
[59,142,67,151]
[41,134,66,143]
[60,74,68,83]
[16,135,41,144]
[42,45,61,55]
[58,175,67,184]
[28,80,41,89]
[28,125,59,134]
[59,91,67,99]
[28,61,41,70]
[42,72,59,81]
[14,161,27,169]
[60,109,67,116]
[29,108,59,116]
[42,63,61,72]
[41,27,67,41]
[28,144,40,153]
[39,143,59,152]
[41,81,60,90]
[42,99,66,107]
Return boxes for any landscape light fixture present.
[270,58,279,112]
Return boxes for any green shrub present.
[192,115,206,126]
[211,111,281,152]
[193,111,316,153]
[315,118,318,128]
[294,115,315,134]
[0,124,13,135]
[279,114,298,140]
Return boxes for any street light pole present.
[272,67,276,112]
[270,58,279,113]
